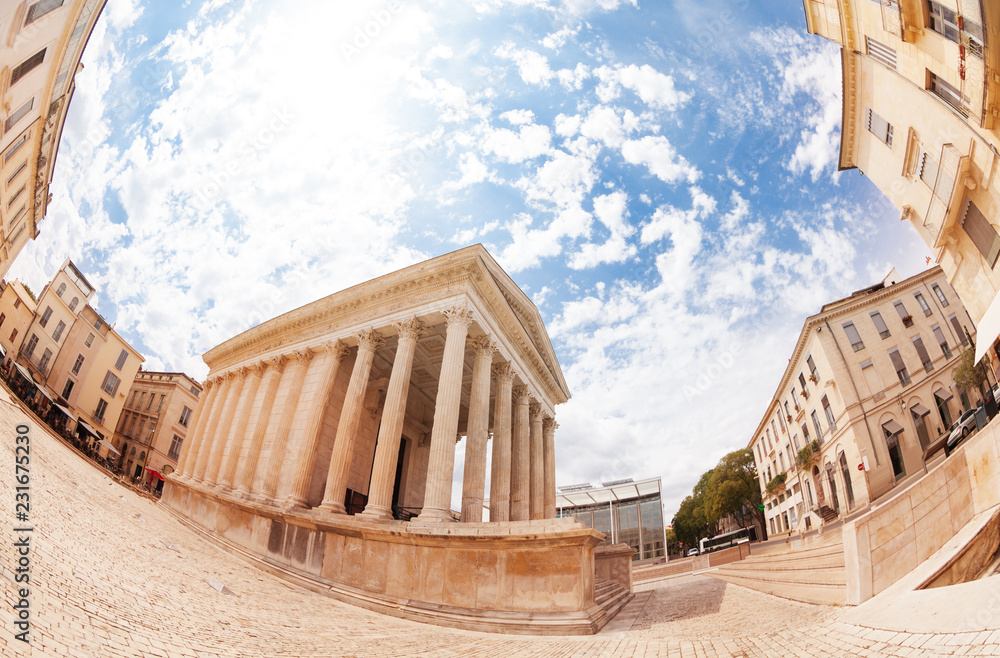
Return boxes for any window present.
[889,349,911,386]
[783,400,791,418]
[4,98,34,134]
[9,328,16,342]
[138,392,146,409]
[791,432,800,450]
[190,385,200,397]
[950,315,969,346]
[94,319,101,330]
[871,312,891,339]
[929,71,967,113]
[101,371,120,397]
[6,161,27,186]
[798,373,809,398]
[866,108,893,147]
[822,395,836,432]
[126,415,137,436]
[25,0,65,24]
[39,306,52,328]
[7,183,26,208]
[861,359,885,402]
[136,420,146,439]
[114,348,128,371]
[933,325,952,358]
[23,334,37,358]
[69,297,78,311]
[4,133,28,163]
[812,410,823,443]
[10,49,46,86]
[918,149,940,190]
[865,36,897,70]
[179,406,193,427]
[893,302,912,327]
[915,292,932,316]
[85,333,95,347]
[807,355,819,382]
[932,284,949,306]
[56,282,66,297]
[928,1,970,44]
[146,393,155,410]
[61,379,73,399]
[157,394,165,413]
[38,348,51,373]
[52,320,65,342]
[913,335,934,372]
[959,199,1000,268]
[94,398,108,423]
[146,421,156,442]
[72,354,84,375]
[843,321,865,351]
[13,298,20,309]
[0,313,4,327]
[801,422,811,445]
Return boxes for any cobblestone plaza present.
[5,388,1000,656]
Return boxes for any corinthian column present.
[233,356,285,498]
[284,341,350,508]
[543,417,558,519]
[205,367,249,487]
[510,385,531,521]
[192,372,235,483]
[528,402,545,520]
[360,319,425,520]
[257,350,314,503]
[489,363,514,522]
[176,378,218,479]
[417,306,474,522]
[217,362,266,491]
[460,336,496,522]
[318,329,385,515]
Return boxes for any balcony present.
[18,350,50,378]
[925,144,972,247]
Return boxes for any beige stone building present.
[0,278,36,359]
[749,266,974,536]
[113,371,202,490]
[0,0,109,278]
[16,258,143,444]
[162,246,635,635]
[802,1,1000,363]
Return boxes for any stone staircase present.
[707,542,847,605]
[818,505,839,523]
[594,578,633,621]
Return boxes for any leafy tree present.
[953,347,987,396]
[708,448,765,535]
[21,283,36,303]
[664,527,679,555]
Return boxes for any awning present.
[882,419,904,437]
[34,386,53,402]
[53,403,74,418]
[13,362,37,386]
[98,440,120,456]
[146,468,164,481]
[975,289,1000,363]
[910,402,931,417]
[77,419,99,437]
[934,388,953,402]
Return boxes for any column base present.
[414,507,456,523]
[357,505,393,521]
[317,500,347,515]
[282,495,309,510]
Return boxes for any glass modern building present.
[556,477,666,561]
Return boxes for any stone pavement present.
[2,392,1000,657]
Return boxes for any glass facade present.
[559,492,665,560]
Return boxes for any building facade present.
[160,246,633,635]
[0,0,109,278]
[749,266,975,536]
[0,279,36,359]
[556,477,667,561]
[113,371,202,490]
[802,1,1000,363]
[14,258,143,443]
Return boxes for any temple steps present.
[594,578,633,621]
[707,543,847,606]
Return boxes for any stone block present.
[341,535,365,588]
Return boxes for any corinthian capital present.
[443,305,474,329]
[395,317,427,342]
[512,385,530,406]
[468,335,497,358]
[356,328,386,353]
[492,362,514,385]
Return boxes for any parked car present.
[946,409,978,456]
[687,548,699,557]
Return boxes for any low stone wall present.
[633,544,750,583]
[633,559,692,582]
[162,479,609,635]
[844,415,1000,604]
[595,544,635,592]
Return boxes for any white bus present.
[699,527,752,554]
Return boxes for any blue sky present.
[12,0,932,519]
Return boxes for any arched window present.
[139,451,145,461]
[69,297,79,311]
[129,447,136,457]
[56,282,66,297]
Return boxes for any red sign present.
[858,463,864,471]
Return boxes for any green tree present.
[953,347,987,397]
[708,448,765,536]
[664,527,679,555]
[21,283,36,303]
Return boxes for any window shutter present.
[913,336,932,364]
[889,349,906,372]
[960,199,1000,267]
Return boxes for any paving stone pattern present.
[1,392,998,657]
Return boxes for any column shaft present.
[488,363,514,522]
[417,307,474,521]
[319,329,384,514]
[204,371,248,486]
[217,363,265,490]
[460,337,496,522]
[528,402,544,520]
[543,418,558,519]
[192,374,234,483]
[257,351,314,502]
[510,385,530,521]
[233,357,285,497]
[285,341,350,508]
[360,320,423,519]
[176,378,218,479]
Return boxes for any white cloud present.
[481,123,553,163]
[569,190,635,269]
[621,135,700,185]
[494,42,555,86]
[500,108,535,125]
